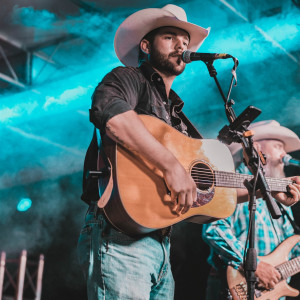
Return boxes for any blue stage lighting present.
[17,198,32,212]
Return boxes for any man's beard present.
[264,157,285,178]
[149,47,185,76]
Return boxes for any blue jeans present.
[77,204,174,300]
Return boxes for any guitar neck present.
[276,256,300,280]
[215,171,293,193]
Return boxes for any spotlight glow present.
[17,198,32,212]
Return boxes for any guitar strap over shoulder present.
[177,110,203,139]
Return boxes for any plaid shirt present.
[202,163,300,270]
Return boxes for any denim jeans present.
[77,204,174,300]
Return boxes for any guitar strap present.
[277,202,300,234]
[177,110,203,139]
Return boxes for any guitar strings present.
[190,170,248,178]
[190,168,291,185]
[191,177,289,187]
[190,170,290,191]
[191,180,288,191]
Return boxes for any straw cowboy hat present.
[228,120,300,160]
[114,4,210,67]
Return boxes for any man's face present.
[149,27,190,76]
[258,140,287,178]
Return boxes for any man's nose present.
[175,39,185,50]
[280,150,287,160]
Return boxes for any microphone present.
[182,50,232,63]
[283,154,300,167]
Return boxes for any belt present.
[87,202,171,238]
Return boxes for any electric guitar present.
[100,115,293,236]
[227,235,300,300]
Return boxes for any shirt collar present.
[139,62,185,111]
[139,62,162,84]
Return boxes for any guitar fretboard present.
[276,256,300,280]
[214,170,292,193]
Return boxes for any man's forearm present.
[105,110,178,172]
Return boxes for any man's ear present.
[140,39,151,54]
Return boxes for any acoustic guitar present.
[100,115,292,236]
[227,234,300,300]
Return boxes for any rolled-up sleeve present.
[89,67,140,133]
[203,217,245,270]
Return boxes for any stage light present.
[17,198,32,212]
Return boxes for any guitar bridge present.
[230,281,247,300]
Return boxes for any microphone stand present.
[203,60,282,300]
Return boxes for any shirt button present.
[166,115,169,120]
[157,78,161,82]
[163,101,166,105]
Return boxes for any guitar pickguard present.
[192,187,215,207]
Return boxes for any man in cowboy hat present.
[77,3,300,299]
[77,5,210,299]
[203,120,300,299]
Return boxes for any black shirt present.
[82,62,202,203]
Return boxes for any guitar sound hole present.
[191,162,214,191]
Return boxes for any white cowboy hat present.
[228,120,300,157]
[114,4,210,67]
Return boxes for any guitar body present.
[227,235,300,300]
[102,115,237,236]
